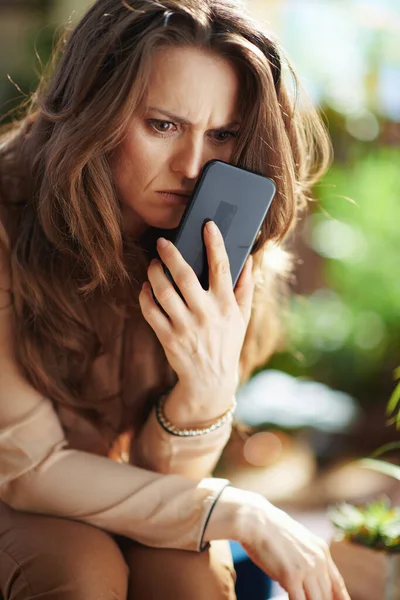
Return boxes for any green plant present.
[328,367,400,552]
[387,366,400,429]
[328,497,400,552]
[267,148,400,404]
[357,365,400,480]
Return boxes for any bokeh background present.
[1,1,399,594]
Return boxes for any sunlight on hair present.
[262,242,292,275]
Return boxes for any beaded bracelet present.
[155,391,237,437]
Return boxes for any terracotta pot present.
[329,537,400,600]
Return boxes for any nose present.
[170,134,209,182]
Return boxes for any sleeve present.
[0,219,230,552]
[131,404,233,480]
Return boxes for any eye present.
[211,130,238,144]
[147,119,177,135]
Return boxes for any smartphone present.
[153,159,276,306]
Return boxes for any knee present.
[125,540,236,600]
[0,503,128,600]
[40,520,129,599]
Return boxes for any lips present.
[157,191,191,204]
[159,190,192,196]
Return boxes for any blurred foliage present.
[267,144,400,404]
[0,7,56,123]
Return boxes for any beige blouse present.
[0,216,233,552]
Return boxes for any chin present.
[146,214,183,230]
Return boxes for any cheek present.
[222,144,235,161]
[214,141,236,164]
[119,127,165,187]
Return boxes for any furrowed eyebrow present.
[147,106,241,129]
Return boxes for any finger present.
[308,548,334,600]
[234,253,254,323]
[204,221,233,303]
[147,257,188,330]
[327,557,351,600]
[138,280,174,344]
[318,568,333,600]
[287,586,306,600]
[156,237,205,314]
[304,576,331,600]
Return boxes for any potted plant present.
[328,497,400,600]
[327,367,400,600]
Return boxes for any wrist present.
[163,381,236,428]
[202,486,268,545]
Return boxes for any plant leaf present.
[387,382,400,416]
[381,521,400,537]
[358,458,400,481]
[381,519,400,549]
[370,442,400,459]
[327,503,365,529]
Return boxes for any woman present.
[0,0,350,599]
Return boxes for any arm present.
[1,435,230,552]
[131,388,234,479]
[0,225,229,552]
[133,223,249,480]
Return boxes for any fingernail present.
[206,221,218,234]
[142,281,150,291]
[157,237,168,248]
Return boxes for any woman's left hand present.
[138,220,255,404]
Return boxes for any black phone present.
[153,159,276,306]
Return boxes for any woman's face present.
[110,45,241,238]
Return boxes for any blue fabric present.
[229,540,272,600]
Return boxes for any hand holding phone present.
[155,159,276,305]
[140,160,276,402]
[142,211,256,403]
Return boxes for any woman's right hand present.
[204,487,350,600]
[239,492,351,600]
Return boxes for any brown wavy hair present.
[0,0,332,440]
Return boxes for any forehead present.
[143,45,241,126]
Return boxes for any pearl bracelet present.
[155,391,237,437]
